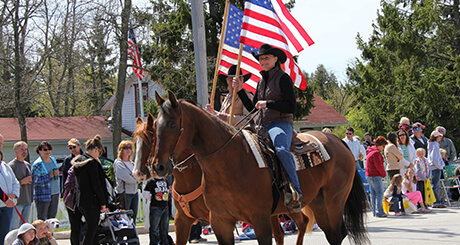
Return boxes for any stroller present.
[98,210,140,245]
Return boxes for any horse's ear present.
[167,90,178,108]
[155,91,165,106]
[147,113,154,129]
[136,116,143,125]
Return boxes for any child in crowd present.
[402,168,430,213]
[384,174,405,216]
[12,223,38,245]
[414,148,431,208]
[143,171,171,245]
[32,219,58,245]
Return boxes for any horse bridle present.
[165,101,260,170]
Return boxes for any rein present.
[170,105,260,171]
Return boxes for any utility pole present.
[190,0,208,107]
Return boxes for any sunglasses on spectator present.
[398,134,406,137]
[41,148,51,151]
[346,132,353,135]
[123,146,133,150]
[413,127,420,131]
[68,146,77,150]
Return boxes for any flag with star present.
[219,4,262,92]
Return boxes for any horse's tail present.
[344,169,369,245]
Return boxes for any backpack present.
[63,166,78,211]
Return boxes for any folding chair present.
[440,164,460,206]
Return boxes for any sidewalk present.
[56,201,460,244]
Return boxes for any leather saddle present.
[244,124,320,155]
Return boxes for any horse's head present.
[153,90,188,177]
[133,113,156,181]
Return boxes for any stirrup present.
[284,183,300,207]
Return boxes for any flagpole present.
[228,43,244,125]
[210,0,230,107]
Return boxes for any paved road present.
[56,202,460,244]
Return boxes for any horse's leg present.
[174,211,196,245]
[252,215,274,245]
[210,213,236,245]
[309,190,347,245]
[290,211,309,245]
[270,215,284,245]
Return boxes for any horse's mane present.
[163,99,236,134]
[133,120,151,146]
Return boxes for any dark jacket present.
[365,145,386,177]
[61,149,84,190]
[238,66,296,125]
[71,153,108,209]
[411,135,429,155]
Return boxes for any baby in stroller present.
[97,179,139,244]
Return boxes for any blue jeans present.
[10,202,32,229]
[126,193,139,224]
[0,206,14,244]
[266,121,302,197]
[431,169,442,205]
[391,197,402,213]
[35,193,59,220]
[366,176,384,216]
[149,206,169,245]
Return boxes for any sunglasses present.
[346,132,353,135]
[123,146,133,150]
[398,134,406,137]
[413,127,420,131]
[68,146,77,150]
[41,148,51,151]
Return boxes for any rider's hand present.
[206,104,215,114]
[255,101,267,109]
[232,77,243,92]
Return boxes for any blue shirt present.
[43,160,60,195]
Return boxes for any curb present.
[55,223,175,240]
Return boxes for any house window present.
[134,83,148,117]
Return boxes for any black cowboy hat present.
[218,65,252,84]
[252,43,287,64]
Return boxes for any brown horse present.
[133,114,312,245]
[153,91,368,244]
[151,91,368,245]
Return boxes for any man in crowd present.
[342,127,361,169]
[436,126,457,163]
[410,122,429,155]
[363,132,374,150]
[8,141,34,229]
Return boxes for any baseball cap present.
[67,138,80,146]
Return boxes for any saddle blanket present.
[242,130,331,171]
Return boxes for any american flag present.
[239,0,314,90]
[219,4,262,93]
[128,29,144,80]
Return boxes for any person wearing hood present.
[234,43,301,211]
[365,136,388,218]
[12,223,38,245]
[72,135,108,245]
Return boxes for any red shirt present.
[365,145,387,177]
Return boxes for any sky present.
[133,0,382,82]
[289,1,381,81]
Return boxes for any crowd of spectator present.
[349,117,458,217]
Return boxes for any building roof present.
[298,94,349,127]
[0,116,118,142]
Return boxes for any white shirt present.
[343,137,361,161]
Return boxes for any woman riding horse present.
[234,43,301,211]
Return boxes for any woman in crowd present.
[0,150,20,241]
[428,131,446,208]
[385,132,404,180]
[31,141,60,221]
[234,43,301,211]
[72,135,108,245]
[397,129,416,174]
[365,136,388,217]
[114,140,139,220]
